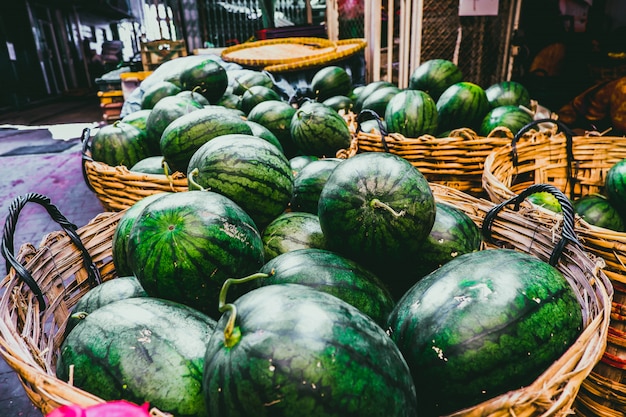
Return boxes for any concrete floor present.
[0,93,107,416]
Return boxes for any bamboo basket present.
[481,119,626,416]
[81,128,188,212]
[337,113,513,196]
[0,182,612,417]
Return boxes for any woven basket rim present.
[0,184,612,417]
[221,37,338,67]
[264,38,367,72]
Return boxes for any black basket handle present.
[80,127,96,192]
[511,118,577,200]
[356,109,390,152]
[1,193,102,311]
[482,183,581,267]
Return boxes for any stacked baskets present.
[0,181,612,416]
[482,119,626,415]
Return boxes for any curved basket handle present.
[80,127,96,192]
[1,193,102,310]
[511,118,577,200]
[356,109,390,152]
[481,183,581,267]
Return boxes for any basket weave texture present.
[0,184,612,417]
[482,121,626,284]
[337,126,512,196]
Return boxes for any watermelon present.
[90,121,152,168]
[290,101,352,157]
[140,80,181,109]
[436,81,490,133]
[231,69,274,96]
[216,92,242,110]
[361,85,402,118]
[311,65,352,101]
[160,107,252,173]
[202,284,418,417]
[111,192,171,277]
[605,158,626,215]
[485,80,532,108]
[145,95,204,154]
[290,157,343,214]
[574,194,625,231]
[527,191,564,213]
[261,211,327,260]
[411,202,482,280]
[176,89,211,106]
[126,190,265,317]
[289,154,318,177]
[384,89,439,137]
[318,152,436,273]
[247,99,298,158]
[387,248,583,415]
[245,120,284,153]
[57,297,216,417]
[240,85,283,114]
[129,156,166,175]
[353,80,396,113]
[478,105,534,136]
[408,59,463,101]
[322,95,354,113]
[179,57,228,103]
[258,248,394,326]
[121,109,152,134]
[187,134,293,230]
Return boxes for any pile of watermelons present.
[65,55,623,417]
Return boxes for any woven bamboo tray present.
[0,183,612,417]
[337,114,512,196]
[81,128,187,212]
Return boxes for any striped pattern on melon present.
[290,101,351,157]
[436,81,490,133]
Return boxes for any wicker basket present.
[337,113,513,196]
[0,182,612,416]
[482,118,626,415]
[81,128,188,212]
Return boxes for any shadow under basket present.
[0,182,612,417]
[481,118,626,416]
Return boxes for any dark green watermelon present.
[90,121,152,168]
[478,105,534,136]
[408,59,463,101]
[353,80,396,113]
[436,81,490,133]
[57,297,216,417]
[485,80,531,108]
[180,57,228,103]
[231,69,274,96]
[176,89,211,106]
[290,101,351,157]
[574,194,625,231]
[202,284,418,417]
[258,248,394,326]
[289,155,318,177]
[141,80,182,109]
[387,248,583,415]
[121,109,152,134]
[187,134,294,230]
[311,65,352,101]
[605,158,626,216]
[240,85,283,114]
[361,85,402,118]
[318,152,436,272]
[322,95,354,113]
[216,92,243,110]
[160,107,252,173]
[247,99,298,158]
[384,89,439,137]
[290,157,343,214]
[261,211,326,260]
[245,120,284,153]
[126,190,264,318]
[129,156,166,175]
[145,95,204,154]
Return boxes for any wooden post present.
[326,0,339,41]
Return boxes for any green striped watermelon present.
[485,80,531,108]
[290,157,343,214]
[387,248,582,415]
[202,284,418,417]
[361,85,402,118]
[311,65,352,101]
[126,190,264,318]
[245,120,284,153]
[436,81,490,133]
[289,155,318,177]
[527,191,564,213]
[605,158,626,216]
[247,99,298,158]
[257,248,395,326]
[187,134,294,230]
[574,194,625,232]
[261,211,326,260]
[90,121,152,168]
[129,156,166,175]
[159,107,252,173]
[478,105,534,136]
[58,297,216,417]
[179,57,228,103]
[121,109,152,134]
[322,95,354,113]
[408,59,463,101]
[176,89,211,106]
[318,152,436,272]
[290,101,352,157]
[384,89,439,137]
[353,80,396,113]
[230,69,274,96]
[240,85,283,114]
[141,80,182,109]
[145,95,204,154]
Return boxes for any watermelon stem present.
[187,168,206,191]
[370,198,406,217]
[218,271,274,347]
